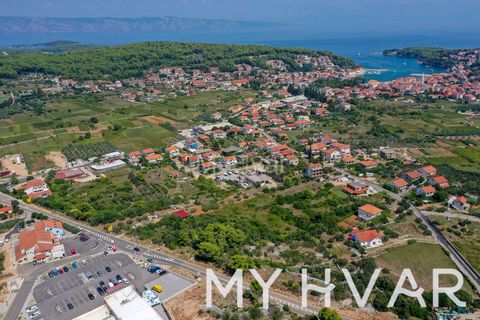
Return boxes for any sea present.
[1,26,480,81]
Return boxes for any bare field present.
[45,151,68,168]
[142,115,177,126]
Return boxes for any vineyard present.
[62,142,117,161]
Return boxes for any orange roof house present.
[428,176,449,189]
[15,179,52,201]
[351,229,382,248]
[388,178,409,190]
[402,170,421,182]
[35,220,63,231]
[35,220,65,239]
[357,204,383,221]
[309,142,327,154]
[142,148,155,155]
[165,145,180,155]
[14,179,46,192]
[359,160,377,169]
[15,229,56,263]
[343,182,369,196]
[416,185,436,197]
[145,154,163,163]
[342,156,356,165]
[417,165,437,178]
[28,190,52,200]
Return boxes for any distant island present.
[0,16,283,34]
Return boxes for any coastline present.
[1,31,475,81]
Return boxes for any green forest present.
[0,41,357,80]
[383,47,459,69]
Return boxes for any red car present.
[59,269,64,274]
[71,248,77,255]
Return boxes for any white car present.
[26,305,38,313]
[123,278,129,284]
[29,311,41,318]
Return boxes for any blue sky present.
[1,0,478,34]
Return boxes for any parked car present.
[52,269,59,276]
[67,303,74,310]
[105,266,112,272]
[96,287,105,295]
[97,271,103,276]
[148,266,160,273]
[26,305,38,313]
[123,278,129,284]
[157,268,167,276]
[152,284,163,293]
[29,311,40,318]
[63,266,69,272]
[115,274,122,282]
[133,247,140,252]
[72,262,78,269]
[59,269,64,274]
[88,293,95,300]
[48,272,54,277]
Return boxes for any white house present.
[305,163,323,178]
[351,229,382,248]
[417,165,437,178]
[416,185,436,197]
[322,149,342,162]
[222,156,238,167]
[448,196,470,212]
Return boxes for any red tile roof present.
[419,185,436,193]
[0,206,13,214]
[15,179,45,191]
[35,220,63,231]
[419,165,437,175]
[172,209,189,218]
[352,229,381,243]
[391,178,408,188]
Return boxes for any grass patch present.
[376,242,469,291]
[428,156,480,173]
[453,148,480,165]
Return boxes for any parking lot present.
[33,253,156,320]
[30,252,196,320]
[61,232,100,257]
[146,272,195,302]
[146,272,196,318]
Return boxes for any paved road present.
[334,168,480,293]
[0,192,329,319]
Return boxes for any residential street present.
[334,167,480,293]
